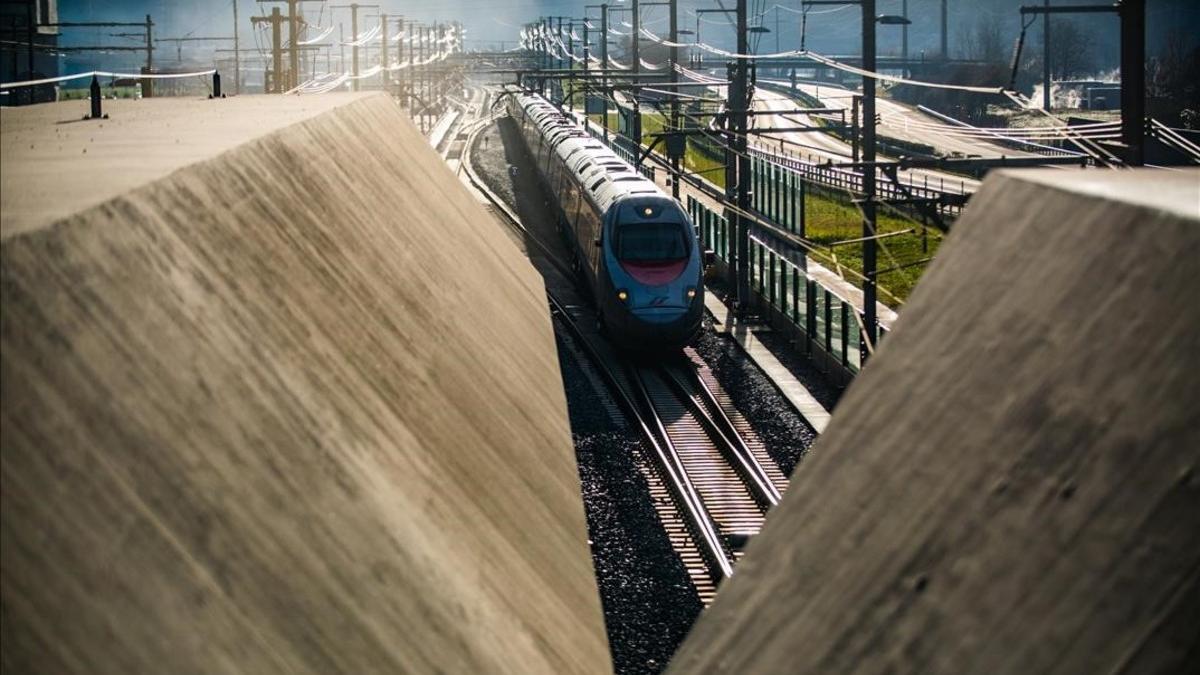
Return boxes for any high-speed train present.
[507,92,704,349]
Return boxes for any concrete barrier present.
[667,168,1200,674]
[1,93,609,674]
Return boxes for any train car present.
[506,92,704,350]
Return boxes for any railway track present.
[461,106,788,603]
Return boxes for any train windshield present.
[614,223,690,263]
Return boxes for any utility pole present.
[25,0,33,81]
[556,16,564,100]
[1020,0,1146,164]
[381,13,389,77]
[670,0,680,201]
[352,5,359,90]
[902,0,908,76]
[144,14,154,98]
[601,6,609,141]
[421,24,428,130]
[731,0,751,312]
[862,0,879,359]
[233,0,240,94]
[582,17,590,103]
[408,21,415,107]
[252,8,285,93]
[632,0,640,81]
[1042,0,1050,110]
[1119,0,1145,166]
[851,94,861,163]
[287,0,298,89]
[399,20,407,105]
[332,4,379,90]
[940,0,948,60]
[270,8,282,92]
[566,19,574,110]
[538,17,545,75]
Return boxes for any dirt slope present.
[1,93,609,674]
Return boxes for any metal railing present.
[689,195,886,380]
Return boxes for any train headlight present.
[617,289,629,302]
[686,287,697,300]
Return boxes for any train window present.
[614,223,690,262]
[590,178,606,191]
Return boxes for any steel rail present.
[660,364,782,507]
[461,113,735,585]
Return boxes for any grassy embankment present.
[591,108,941,306]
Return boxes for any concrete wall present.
[1,94,610,674]
[667,168,1200,674]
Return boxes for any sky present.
[54,0,1200,75]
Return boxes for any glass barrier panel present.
[830,298,845,366]
[768,252,777,306]
[791,268,802,323]
[847,310,862,372]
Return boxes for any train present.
[506,92,704,350]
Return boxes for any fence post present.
[89,75,102,119]
[840,301,849,367]
[806,279,817,356]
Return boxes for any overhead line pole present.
[802,0,886,357]
[940,0,948,60]
[332,3,378,91]
[670,0,680,202]
[1043,0,1050,110]
[735,0,750,313]
[862,0,878,358]
[251,7,284,92]
[287,0,298,89]
[233,0,240,94]
[144,14,154,97]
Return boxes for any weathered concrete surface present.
[668,168,1200,674]
[1,94,610,674]
[1,95,370,240]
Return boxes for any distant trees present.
[889,62,1011,124]
[961,16,1009,65]
[1048,19,1095,80]
[1148,28,1200,129]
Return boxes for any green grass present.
[589,107,938,306]
[801,191,943,306]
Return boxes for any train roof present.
[515,94,670,214]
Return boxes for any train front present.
[600,196,704,350]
